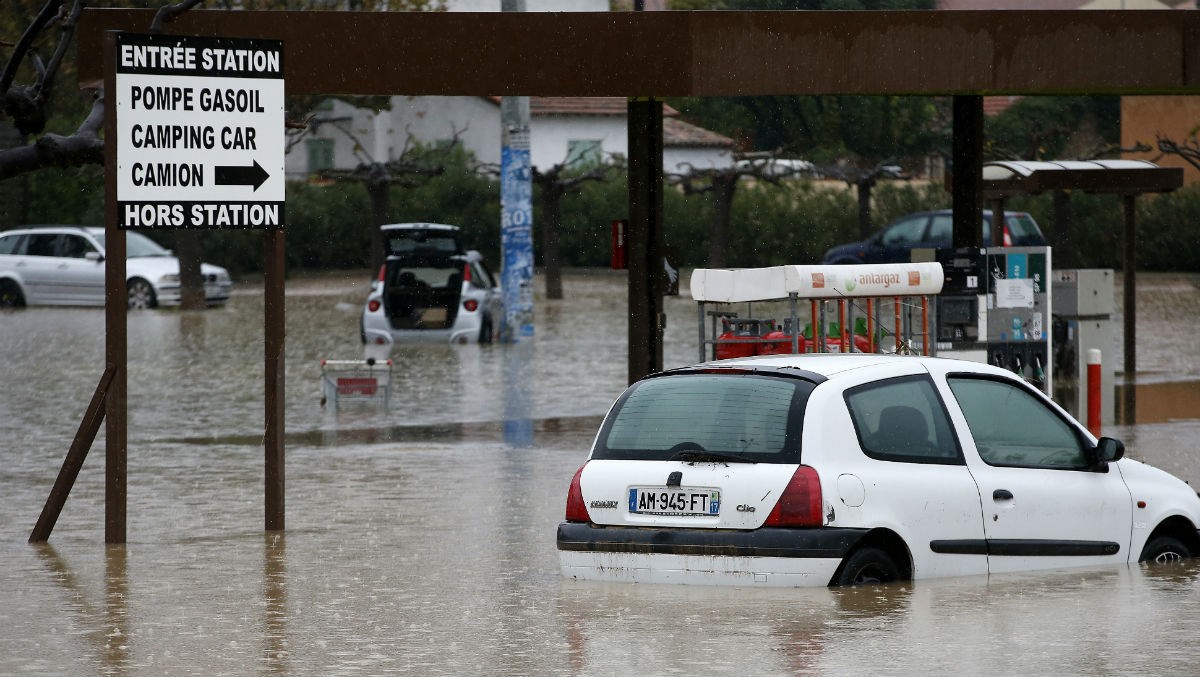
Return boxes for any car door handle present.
[993,489,1014,500]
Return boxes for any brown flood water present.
[1,269,1199,676]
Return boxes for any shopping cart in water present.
[320,358,393,410]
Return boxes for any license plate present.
[628,487,720,516]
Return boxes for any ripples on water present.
[2,270,1199,676]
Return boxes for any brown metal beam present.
[264,230,286,532]
[952,95,984,249]
[78,10,1200,96]
[29,366,116,542]
[627,97,665,384]
[103,31,127,546]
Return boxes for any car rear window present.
[593,374,813,462]
[386,232,461,256]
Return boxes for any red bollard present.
[1086,348,1102,437]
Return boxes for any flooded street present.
[2,269,1200,676]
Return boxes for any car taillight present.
[565,464,591,523]
[763,465,823,527]
[1003,225,1013,246]
[462,262,472,283]
[368,299,381,312]
[463,299,479,312]
[376,264,386,282]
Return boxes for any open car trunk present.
[382,257,463,330]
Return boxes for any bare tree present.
[668,151,814,268]
[817,160,906,240]
[1157,135,1200,173]
[531,158,620,300]
[306,115,460,273]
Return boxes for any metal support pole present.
[921,296,929,355]
[1121,194,1137,423]
[989,198,1006,248]
[894,297,902,352]
[103,31,127,545]
[866,298,875,353]
[1122,194,1137,382]
[838,300,847,353]
[627,96,665,383]
[264,229,286,531]
[810,300,819,353]
[952,95,984,250]
[789,293,800,354]
[30,367,115,542]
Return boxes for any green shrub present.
[8,157,1200,275]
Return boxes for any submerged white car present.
[558,354,1200,587]
[360,223,502,345]
[0,225,232,309]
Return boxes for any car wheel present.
[0,280,25,308]
[1139,536,1192,564]
[479,316,493,344]
[127,278,157,309]
[833,546,902,587]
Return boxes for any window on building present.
[566,139,603,167]
[307,138,334,173]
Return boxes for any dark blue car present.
[822,209,1047,264]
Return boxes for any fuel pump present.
[983,246,1052,394]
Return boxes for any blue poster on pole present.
[501,144,534,341]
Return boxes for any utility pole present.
[500,0,533,342]
[500,0,534,446]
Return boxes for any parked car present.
[821,209,1047,264]
[360,223,502,345]
[0,225,232,309]
[557,353,1200,587]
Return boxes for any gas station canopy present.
[981,160,1183,198]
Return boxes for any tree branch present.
[0,0,62,96]
[150,0,208,34]
[1157,136,1200,172]
[0,87,103,181]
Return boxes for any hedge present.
[11,162,1200,276]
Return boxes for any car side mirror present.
[1087,436,1125,471]
[1096,437,1125,462]
[85,251,102,262]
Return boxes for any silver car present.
[0,226,232,309]
[360,223,502,345]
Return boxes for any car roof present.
[679,353,1018,382]
[3,225,91,234]
[380,223,460,232]
[898,209,1029,219]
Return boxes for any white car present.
[360,223,502,345]
[558,354,1200,587]
[0,226,232,309]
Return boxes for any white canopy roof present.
[690,263,945,303]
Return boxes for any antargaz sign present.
[115,32,284,229]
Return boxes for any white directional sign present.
[115,33,284,229]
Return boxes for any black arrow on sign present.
[215,160,269,191]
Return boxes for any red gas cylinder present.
[716,318,772,359]
[759,326,805,355]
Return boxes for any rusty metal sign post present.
[31,30,287,543]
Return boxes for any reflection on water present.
[2,270,1200,675]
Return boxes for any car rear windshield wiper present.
[669,450,758,464]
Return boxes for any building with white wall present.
[285,96,735,180]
